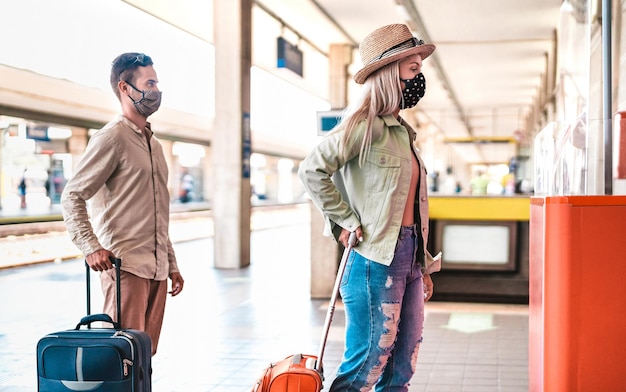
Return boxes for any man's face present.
[126,65,159,97]
[120,65,161,118]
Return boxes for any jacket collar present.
[381,114,401,127]
[381,114,417,141]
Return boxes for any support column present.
[68,128,88,170]
[212,0,252,268]
[310,43,353,298]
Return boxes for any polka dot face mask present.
[400,72,426,109]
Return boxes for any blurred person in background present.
[18,168,27,209]
[470,170,489,195]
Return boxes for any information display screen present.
[434,220,518,271]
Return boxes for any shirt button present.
[380,157,386,165]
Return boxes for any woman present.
[298,24,437,391]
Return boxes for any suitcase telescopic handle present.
[316,231,357,373]
[76,313,121,330]
[86,256,122,329]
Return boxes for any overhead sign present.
[277,37,303,77]
[26,125,49,141]
[316,110,343,136]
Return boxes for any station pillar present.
[212,0,252,268]
[310,43,352,298]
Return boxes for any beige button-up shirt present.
[61,115,179,281]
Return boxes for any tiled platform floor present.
[0,205,528,391]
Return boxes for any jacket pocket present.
[364,150,401,193]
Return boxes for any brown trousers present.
[101,269,167,356]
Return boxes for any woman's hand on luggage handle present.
[339,227,363,248]
[86,249,116,272]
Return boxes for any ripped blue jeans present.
[330,225,425,392]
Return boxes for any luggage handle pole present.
[85,261,91,317]
[85,256,123,328]
[315,231,357,373]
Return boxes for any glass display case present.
[533,116,588,196]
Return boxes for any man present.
[61,52,184,356]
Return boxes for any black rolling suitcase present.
[36,257,152,392]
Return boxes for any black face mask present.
[400,72,426,109]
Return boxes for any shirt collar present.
[118,115,153,136]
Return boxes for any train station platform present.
[0,204,528,391]
[0,201,215,270]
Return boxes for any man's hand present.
[169,272,184,296]
[86,249,115,272]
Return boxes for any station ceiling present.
[127,0,563,165]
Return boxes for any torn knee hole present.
[379,302,401,348]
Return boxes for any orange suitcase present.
[251,233,357,392]
[252,353,322,392]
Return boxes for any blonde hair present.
[334,61,403,166]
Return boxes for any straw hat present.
[354,24,435,84]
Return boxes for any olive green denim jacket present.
[298,115,429,266]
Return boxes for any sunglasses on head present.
[129,53,151,67]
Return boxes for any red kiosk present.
[529,101,626,391]
[529,195,626,391]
